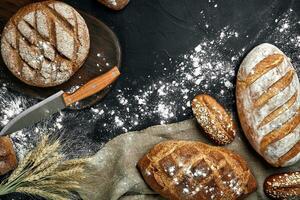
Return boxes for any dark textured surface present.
[67,0,300,141]
[0,0,300,199]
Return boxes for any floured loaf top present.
[1,1,90,87]
[236,43,300,167]
[138,140,257,200]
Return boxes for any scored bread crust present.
[0,137,17,175]
[236,43,300,167]
[192,94,237,145]
[137,140,257,200]
[1,1,90,87]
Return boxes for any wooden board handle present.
[63,67,120,106]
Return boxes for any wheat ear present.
[16,187,69,200]
[0,134,90,200]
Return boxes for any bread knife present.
[0,67,120,136]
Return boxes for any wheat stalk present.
[59,158,91,167]
[8,151,32,182]
[16,187,69,200]
[0,135,89,200]
[52,167,84,179]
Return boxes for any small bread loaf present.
[192,94,236,145]
[236,43,300,167]
[1,1,90,87]
[137,140,257,200]
[264,171,300,199]
[98,0,129,10]
[0,137,17,175]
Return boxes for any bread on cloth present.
[1,1,90,87]
[137,140,257,200]
[236,43,300,167]
[192,94,236,145]
[0,136,17,175]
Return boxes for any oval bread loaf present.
[236,43,300,167]
[0,137,17,175]
[1,1,90,87]
[192,94,236,145]
[264,171,300,199]
[137,140,257,200]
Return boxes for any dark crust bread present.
[264,171,300,200]
[0,137,17,175]
[1,1,90,87]
[192,94,237,145]
[137,140,257,200]
[98,0,130,10]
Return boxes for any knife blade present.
[0,67,120,136]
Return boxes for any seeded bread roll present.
[192,94,236,145]
[264,171,300,199]
[98,0,129,10]
[0,137,17,175]
[1,1,90,87]
[137,140,257,200]
[236,43,300,167]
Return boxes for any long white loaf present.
[236,43,300,167]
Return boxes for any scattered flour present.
[89,25,240,134]
[88,8,300,139]
[0,6,299,157]
[0,85,75,158]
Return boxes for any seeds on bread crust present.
[264,171,300,199]
[1,1,90,87]
[192,94,236,145]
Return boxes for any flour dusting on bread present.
[236,43,300,167]
[138,140,257,200]
[1,1,90,87]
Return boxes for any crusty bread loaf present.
[0,136,17,175]
[192,94,236,145]
[264,171,300,199]
[1,1,90,87]
[137,140,257,200]
[236,43,300,167]
[98,0,129,10]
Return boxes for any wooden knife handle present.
[63,67,120,106]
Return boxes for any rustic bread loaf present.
[264,171,300,199]
[192,94,236,145]
[98,0,129,10]
[1,1,90,87]
[137,140,257,200]
[0,136,17,175]
[236,43,300,167]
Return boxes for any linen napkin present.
[77,119,299,200]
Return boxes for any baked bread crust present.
[192,94,236,145]
[1,1,90,87]
[236,43,300,167]
[0,136,17,175]
[98,0,130,10]
[264,171,300,199]
[137,140,257,200]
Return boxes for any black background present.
[67,0,300,142]
[1,0,300,199]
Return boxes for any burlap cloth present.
[77,119,299,200]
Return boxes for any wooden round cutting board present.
[0,0,121,109]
